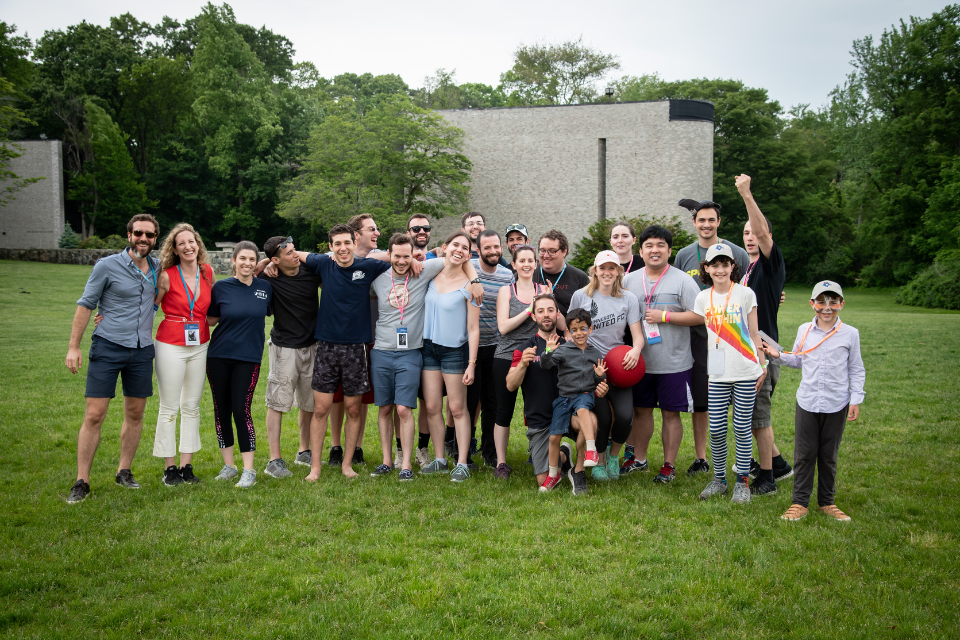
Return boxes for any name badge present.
[396,327,408,349]
[184,323,201,346]
[707,346,725,375]
[643,320,662,345]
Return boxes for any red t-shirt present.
[155,264,214,346]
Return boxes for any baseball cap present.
[704,243,735,262]
[810,280,844,300]
[594,250,620,268]
[678,199,721,214]
[505,223,528,239]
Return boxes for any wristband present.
[468,360,477,364]
[666,310,671,323]
[543,347,552,354]
[661,310,667,322]
[525,307,532,317]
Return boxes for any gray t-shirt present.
[622,266,700,374]
[371,259,445,351]
[568,288,642,357]
[673,238,750,337]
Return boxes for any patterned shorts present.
[312,341,371,397]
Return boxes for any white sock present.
[586,440,597,452]
[549,465,559,478]
[436,457,447,465]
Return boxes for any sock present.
[549,465,559,478]
[773,454,786,468]
[418,433,430,449]
[436,457,447,465]
[396,438,402,451]
[761,468,775,482]
[445,426,455,441]
[586,440,597,452]
[624,444,635,458]
[737,473,749,484]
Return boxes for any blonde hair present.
[585,263,625,298]
[160,223,213,286]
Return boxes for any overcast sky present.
[4,0,948,110]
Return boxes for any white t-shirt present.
[693,283,762,383]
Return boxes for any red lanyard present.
[390,272,410,325]
[741,259,757,286]
[786,319,843,355]
[708,285,736,348]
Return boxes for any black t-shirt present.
[621,253,645,274]
[511,334,564,431]
[744,241,786,342]
[258,266,322,349]
[533,263,590,317]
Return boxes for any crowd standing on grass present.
[63,175,867,522]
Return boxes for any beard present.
[481,252,501,267]
[536,319,556,333]
[129,239,154,258]
[412,236,429,249]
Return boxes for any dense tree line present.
[0,4,957,306]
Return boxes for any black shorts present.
[312,341,371,397]
[85,336,155,398]
[690,330,709,413]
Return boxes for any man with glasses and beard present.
[532,230,590,317]
[65,214,163,503]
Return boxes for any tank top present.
[494,283,545,359]
[423,280,472,348]
[155,264,213,346]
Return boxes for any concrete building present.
[0,140,65,250]
[434,99,713,249]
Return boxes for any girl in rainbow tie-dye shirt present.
[693,243,767,505]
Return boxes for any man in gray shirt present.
[671,199,750,477]
[64,214,162,504]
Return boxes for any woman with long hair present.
[610,221,644,274]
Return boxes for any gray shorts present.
[526,424,577,476]
[752,362,780,429]
[265,342,318,413]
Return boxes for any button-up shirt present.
[77,250,160,349]
[773,317,865,413]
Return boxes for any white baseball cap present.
[594,250,620,268]
[704,243,735,262]
[811,280,844,300]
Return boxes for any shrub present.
[102,234,127,250]
[569,216,696,272]
[897,250,960,310]
[78,235,106,249]
[58,228,81,249]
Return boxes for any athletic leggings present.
[593,385,633,451]
[492,357,520,426]
[207,357,260,453]
[708,380,757,480]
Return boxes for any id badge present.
[396,327,408,349]
[707,347,725,375]
[643,320,662,345]
[184,323,200,346]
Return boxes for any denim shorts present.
[85,335,155,398]
[421,339,468,375]
[371,348,423,408]
[549,392,595,436]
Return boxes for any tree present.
[0,23,33,91]
[278,94,471,237]
[568,216,695,273]
[0,77,43,205]
[412,69,507,110]
[500,36,620,105]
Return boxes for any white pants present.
[154,341,208,458]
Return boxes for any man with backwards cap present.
[504,223,529,257]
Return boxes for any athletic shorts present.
[549,393,595,436]
[312,341,371,397]
[421,339,468,375]
[527,424,577,476]
[265,342,317,413]
[690,331,709,413]
[371,348,423,409]
[332,343,375,404]
[752,362,780,429]
[85,336,154,398]
[632,368,694,413]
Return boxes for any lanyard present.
[708,284,736,348]
[786,319,843,355]
[623,254,634,273]
[540,263,566,291]
[135,256,157,296]
[390,272,410,325]
[641,266,668,308]
[178,264,200,320]
[741,259,758,286]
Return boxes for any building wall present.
[0,140,65,250]
[433,100,713,250]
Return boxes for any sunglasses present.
[506,224,528,235]
[270,236,293,257]
[131,229,157,239]
[408,225,432,233]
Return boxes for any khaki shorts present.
[752,362,780,429]
[265,342,318,413]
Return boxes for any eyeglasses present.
[408,225,432,233]
[132,229,157,239]
[538,247,561,257]
[270,236,293,258]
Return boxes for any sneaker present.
[750,476,777,496]
[115,469,140,489]
[264,458,293,479]
[465,457,479,471]
[539,474,562,492]
[568,469,589,496]
[654,463,676,484]
[398,469,414,482]
[591,465,610,481]
[748,457,762,479]
[162,465,184,486]
[415,447,431,468]
[494,463,510,480]
[686,458,710,477]
[235,468,257,488]
[699,478,728,500]
[370,463,393,477]
[328,446,344,467]
[469,437,478,457]
[294,450,312,466]
[605,448,620,480]
[419,459,449,475]
[584,450,600,467]
[393,449,403,468]
[619,454,635,473]
[352,447,365,465]
[559,443,573,477]
[774,459,794,481]
[66,479,90,504]
[781,504,809,521]
[819,505,852,522]
[179,464,200,484]
[620,459,649,475]
[214,464,239,481]
[483,454,498,469]
[444,439,457,458]
[526,454,533,465]
[450,463,471,482]
[731,477,751,504]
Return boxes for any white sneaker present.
[214,464,238,481]
[415,447,431,468]
[235,468,257,488]
[393,448,403,468]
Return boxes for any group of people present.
[63,175,866,523]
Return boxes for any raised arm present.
[736,174,773,258]
[497,285,530,335]
[506,347,535,392]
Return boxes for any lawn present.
[0,260,958,639]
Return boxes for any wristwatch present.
[470,278,481,284]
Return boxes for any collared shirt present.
[773,317,866,413]
[77,250,160,349]
[470,259,514,347]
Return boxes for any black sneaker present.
[115,469,140,489]
[560,443,573,476]
[370,463,393,477]
[466,457,479,471]
[352,447,365,465]
[773,459,794,481]
[750,476,777,496]
[748,457,762,479]
[568,468,589,496]
[687,458,710,477]
[483,454,498,469]
[162,465,184,486]
[179,464,200,484]
[328,446,344,466]
[66,479,90,504]
[469,438,478,457]
[653,463,676,484]
[444,439,458,458]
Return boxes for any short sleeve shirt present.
[533,263,590,317]
[208,277,273,362]
[77,250,161,348]
[693,283,762,382]
[371,259,445,351]
[568,288,642,357]
[673,239,751,338]
[622,266,700,374]
[511,334,563,431]
[743,241,786,342]
[305,253,390,344]
[258,265,322,349]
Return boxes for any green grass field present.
[1,259,958,639]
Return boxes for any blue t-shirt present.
[305,253,391,344]
[208,277,273,363]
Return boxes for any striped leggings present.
[708,380,757,481]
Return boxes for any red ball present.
[604,345,646,388]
